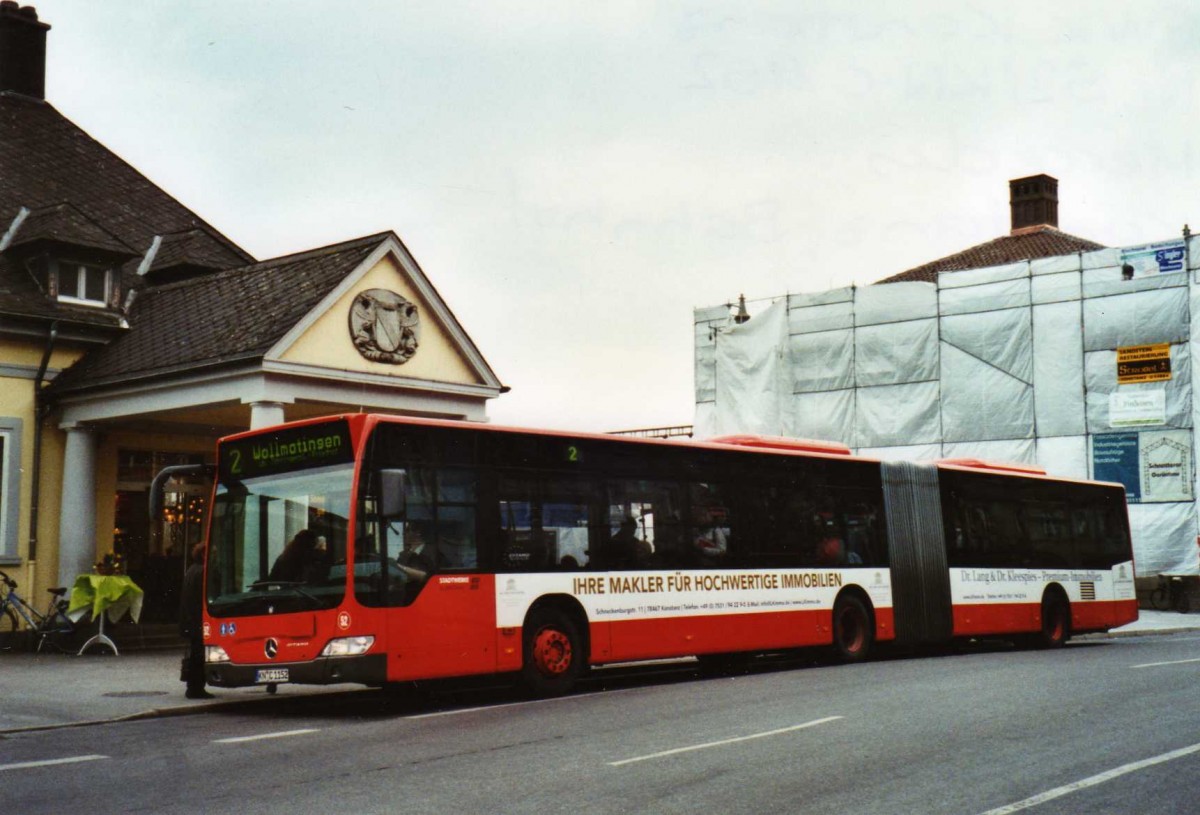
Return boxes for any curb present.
[0,687,370,736]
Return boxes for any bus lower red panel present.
[590,606,895,664]
[952,600,1136,638]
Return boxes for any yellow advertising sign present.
[1117,343,1171,383]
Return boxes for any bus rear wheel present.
[832,594,874,663]
[1037,592,1070,649]
[521,609,583,697]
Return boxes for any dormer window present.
[54,260,113,307]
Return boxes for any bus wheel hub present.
[534,629,572,675]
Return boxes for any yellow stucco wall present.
[278,254,481,385]
[0,338,86,600]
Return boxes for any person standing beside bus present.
[179,543,213,700]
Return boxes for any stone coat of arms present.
[348,288,420,364]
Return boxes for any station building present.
[695,174,1200,587]
[0,5,504,620]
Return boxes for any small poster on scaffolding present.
[1092,429,1193,504]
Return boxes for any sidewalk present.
[2,610,1197,734]
[0,648,366,734]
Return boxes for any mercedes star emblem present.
[265,638,279,660]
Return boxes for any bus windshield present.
[207,462,354,617]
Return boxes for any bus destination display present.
[218,419,354,480]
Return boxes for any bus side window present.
[436,469,478,570]
[687,482,731,568]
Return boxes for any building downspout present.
[28,320,57,565]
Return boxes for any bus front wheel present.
[832,594,874,663]
[521,608,583,697]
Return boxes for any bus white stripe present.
[607,716,843,767]
[0,754,108,772]
[975,742,1200,815]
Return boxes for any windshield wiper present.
[249,580,321,604]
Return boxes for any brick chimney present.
[1009,174,1058,233]
[0,2,49,100]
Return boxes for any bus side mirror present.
[379,469,407,518]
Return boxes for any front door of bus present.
[387,573,496,680]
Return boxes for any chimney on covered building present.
[0,2,49,100]
[1009,174,1058,233]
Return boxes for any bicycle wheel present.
[1150,582,1172,611]
[1,604,19,634]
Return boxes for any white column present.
[58,424,98,588]
[249,401,286,429]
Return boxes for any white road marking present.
[213,728,320,744]
[0,754,108,772]
[1131,657,1200,669]
[976,742,1200,815]
[409,695,576,720]
[608,716,843,767]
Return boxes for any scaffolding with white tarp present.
[695,235,1200,577]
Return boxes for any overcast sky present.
[37,1,1200,432]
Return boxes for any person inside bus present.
[395,520,439,582]
[267,529,319,583]
[608,517,650,568]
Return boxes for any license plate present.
[255,668,289,684]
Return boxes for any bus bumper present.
[207,653,387,688]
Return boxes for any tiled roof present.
[875,225,1106,284]
[48,233,388,395]
[8,202,136,258]
[145,228,244,280]
[0,92,252,320]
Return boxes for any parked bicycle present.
[1149,574,1191,613]
[0,569,77,653]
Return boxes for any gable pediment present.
[267,237,500,393]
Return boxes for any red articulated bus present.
[173,414,1137,696]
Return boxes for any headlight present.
[205,645,231,663]
[320,636,375,657]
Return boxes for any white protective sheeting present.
[854,281,937,326]
[1084,345,1191,432]
[790,389,854,446]
[693,401,718,439]
[693,237,1200,576]
[940,342,1034,442]
[1031,271,1081,305]
[1035,435,1089,479]
[1082,286,1189,351]
[942,438,1036,465]
[855,382,941,447]
[1128,501,1199,576]
[1032,301,1086,436]
[693,304,732,404]
[788,287,854,335]
[940,277,1030,315]
[710,299,788,437]
[858,443,942,461]
[941,308,1032,382]
[855,319,938,387]
[789,330,854,393]
[1031,253,1082,275]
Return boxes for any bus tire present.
[1037,591,1071,649]
[521,608,583,697]
[832,594,874,663]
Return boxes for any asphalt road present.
[3,632,1198,815]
